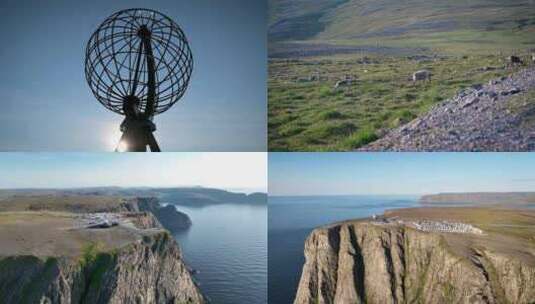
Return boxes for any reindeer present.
[412,70,431,82]
[333,74,357,90]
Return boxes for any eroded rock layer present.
[0,231,204,304]
[294,222,535,304]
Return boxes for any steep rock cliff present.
[0,231,204,304]
[125,197,192,233]
[294,221,535,304]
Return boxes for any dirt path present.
[361,67,535,151]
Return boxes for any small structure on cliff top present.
[372,217,483,235]
[85,8,193,152]
[412,220,483,234]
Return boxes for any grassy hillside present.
[0,195,126,213]
[269,0,349,41]
[420,192,535,205]
[269,54,527,150]
[268,0,535,151]
[269,0,535,53]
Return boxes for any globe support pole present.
[118,25,160,152]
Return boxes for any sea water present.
[171,203,267,304]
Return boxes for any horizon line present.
[0,185,267,194]
[268,191,535,198]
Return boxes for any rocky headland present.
[128,197,193,233]
[361,67,535,151]
[294,207,535,304]
[0,194,204,304]
[0,211,204,304]
[0,195,192,234]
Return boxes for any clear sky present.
[269,153,535,196]
[0,153,267,192]
[0,0,266,151]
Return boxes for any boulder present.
[501,87,521,95]
[463,97,479,108]
[507,55,523,65]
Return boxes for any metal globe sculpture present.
[85,8,193,152]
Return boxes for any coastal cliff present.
[0,209,204,304]
[294,221,535,304]
[0,230,204,304]
[129,197,192,232]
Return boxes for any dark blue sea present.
[268,195,419,304]
[169,203,267,304]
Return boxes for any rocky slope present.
[127,197,192,233]
[294,221,535,304]
[0,231,204,304]
[362,67,535,151]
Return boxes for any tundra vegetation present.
[268,0,535,151]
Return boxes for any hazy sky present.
[0,153,267,191]
[269,153,535,196]
[0,0,266,151]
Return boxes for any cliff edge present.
[0,212,204,304]
[294,208,535,304]
[0,195,193,234]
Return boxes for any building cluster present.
[371,215,483,235]
[412,220,483,234]
[75,213,122,229]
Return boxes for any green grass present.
[319,110,344,120]
[268,0,535,151]
[270,0,535,54]
[79,242,104,268]
[506,88,535,128]
[87,253,114,289]
[78,241,118,303]
[269,53,527,151]
[344,128,378,149]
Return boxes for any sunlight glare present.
[116,140,129,153]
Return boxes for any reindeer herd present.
[284,52,535,92]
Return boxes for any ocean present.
[170,203,267,304]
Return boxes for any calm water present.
[170,203,267,304]
[268,195,419,304]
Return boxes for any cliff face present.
[0,231,204,304]
[125,197,192,233]
[294,222,535,304]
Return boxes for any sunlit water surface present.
[170,203,267,304]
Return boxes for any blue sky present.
[0,0,266,151]
[269,153,535,196]
[0,153,267,191]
